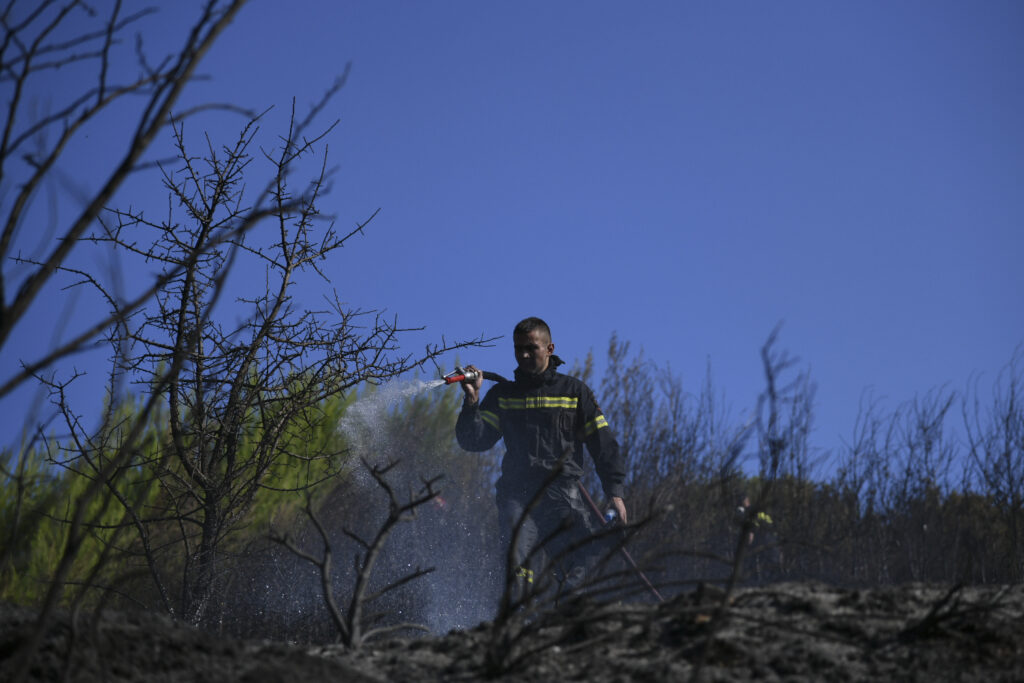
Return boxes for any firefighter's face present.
[513,329,554,375]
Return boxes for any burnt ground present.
[2,582,1023,682]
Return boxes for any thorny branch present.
[273,459,440,648]
[0,0,248,396]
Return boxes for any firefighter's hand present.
[461,364,484,405]
[610,496,627,525]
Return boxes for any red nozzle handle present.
[443,368,481,384]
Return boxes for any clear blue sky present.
[3,1,1023,468]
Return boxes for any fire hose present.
[577,482,666,603]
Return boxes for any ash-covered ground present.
[3,582,1023,682]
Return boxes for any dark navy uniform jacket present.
[456,358,625,501]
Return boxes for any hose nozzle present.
[443,366,480,384]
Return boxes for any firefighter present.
[736,495,781,582]
[455,317,626,604]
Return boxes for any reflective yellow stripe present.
[481,410,500,431]
[515,566,534,583]
[583,414,608,437]
[497,396,578,410]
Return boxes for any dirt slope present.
[3,582,1022,682]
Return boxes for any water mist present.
[335,376,502,634]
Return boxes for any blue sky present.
[3,1,1023,468]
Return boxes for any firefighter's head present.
[513,317,554,375]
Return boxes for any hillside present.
[3,582,1022,682]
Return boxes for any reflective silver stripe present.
[497,396,578,410]
[583,414,608,437]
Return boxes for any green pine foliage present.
[0,431,162,606]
